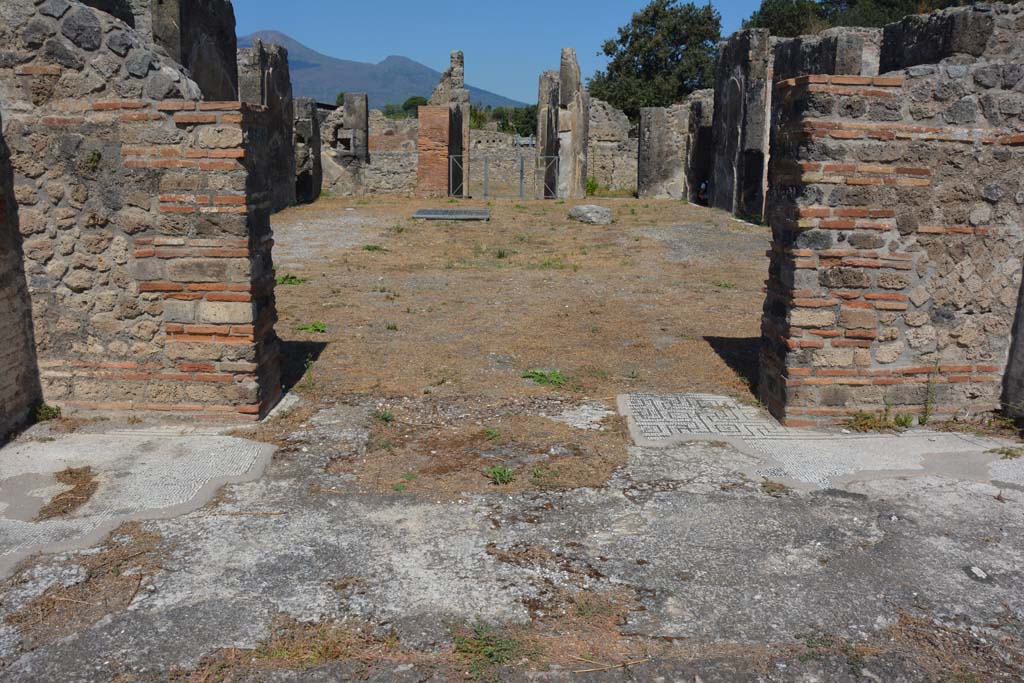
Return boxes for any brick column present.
[416,105,453,196]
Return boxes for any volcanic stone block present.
[880,5,996,73]
[557,48,589,200]
[150,0,238,100]
[710,29,771,221]
[238,38,295,212]
[773,27,881,80]
[294,98,322,204]
[587,98,637,193]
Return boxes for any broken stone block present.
[568,205,612,225]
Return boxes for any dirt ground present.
[265,196,768,497]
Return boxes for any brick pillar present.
[759,74,1024,427]
[416,105,453,196]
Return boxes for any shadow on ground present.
[704,336,760,397]
[279,340,328,393]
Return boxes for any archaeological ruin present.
[1,0,1024,437]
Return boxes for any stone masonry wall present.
[429,51,470,197]
[759,70,1024,426]
[638,89,714,201]
[416,105,452,196]
[294,97,321,204]
[238,39,294,212]
[0,117,42,439]
[588,98,637,193]
[772,27,881,82]
[710,29,772,221]
[1,0,280,420]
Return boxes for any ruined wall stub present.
[320,94,371,196]
[588,98,637,193]
[294,97,322,204]
[429,51,470,197]
[0,116,42,440]
[416,105,454,196]
[537,70,560,198]
[238,38,295,212]
[557,48,589,199]
[1,0,280,420]
[710,29,771,221]
[760,68,1023,426]
[772,27,881,81]
[638,90,714,201]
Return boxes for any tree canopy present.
[744,0,975,36]
[588,0,721,120]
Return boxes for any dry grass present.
[5,522,163,653]
[35,466,98,520]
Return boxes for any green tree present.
[335,92,346,107]
[402,96,428,118]
[588,0,721,120]
[744,0,825,36]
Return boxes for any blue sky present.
[233,1,759,103]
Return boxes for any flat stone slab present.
[0,431,274,576]
[619,393,1024,490]
[412,208,491,221]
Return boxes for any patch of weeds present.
[797,631,840,662]
[392,482,408,493]
[989,446,1024,460]
[295,321,327,334]
[82,150,102,172]
[318,189,334,199]
[401,472,417,482]
[530,466,561,488]
[362,244,386,252]
[585,177,599,196]
[761,478,791,497]
[374,408,395,423]
[34,402,62,422]
[453,620,524,680]
[534,257,566,270]
[276,273,307,285]
[715,280,736,289]
[297,356,316,391]
[385,322,398,331]
[484,427,502,441]
[844,406,915,432]
[893,413,914,429]
[389,224,406,234]
[485,466,515,486]
[629,207,637,215]
[522,369,566,387]
[513,204,527,210]
[495,248,510,259]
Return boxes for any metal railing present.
[452,154,559,199]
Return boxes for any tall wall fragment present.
[710,29,771,221]
[537,70,560,198]
[294,98,322,204]
[1,0,280,420]
[772,27,881,82]
[0,118,42,439]
[588,99,637,193]
[429,51,470,197]
[238,39,295,212]
[320,94,371,195]
[416,105,456,196]
[558,48,589,199]
[638,90,714,201]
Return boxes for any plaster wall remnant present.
[638,89,714,201]
[0,116,42,440]
[557,48,589,199]
[237,38,295,212]
[293,98,322,204]
[588,98,637,193]
[416,105,455,196]
[759,4,1024,427]
[0,0,281,421]
[537,70,560,198]
[710,29,772,221]
[429,51,470,197]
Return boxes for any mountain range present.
[238,31,526,110]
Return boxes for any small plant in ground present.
[363,244,386,252]
[453,621,523,680]
[535,257,566,270]
[318,189,334,199]
[374,408,395,423]
[989,446,1024,460]
[401,472,417,482]
[844,408,915,432]
[34,403,62,422]
[513,204,527,210]
[484,427,501,441]
[82,150,102,172]
[522,369,566,387]
[761,478,791,497]
[495,249,509,259]
[893,413,915,429]
[485,466,515,486]
[389,224,406,234]
[385,322,398,331]
[276,273,307,285]
[585,177,599,196]
[392,482,408,493]
[296,321,327,333]
[716,280,736,289]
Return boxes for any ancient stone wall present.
[0,117,42,439]
[772,27,881,82]
[321,95,390,196]
[238,38,294,212]
[759,69,1024,426]
[537,70,560,198]
[416,105,453,196]
[294,97,321,204]
[429,51,470,197]
[638,90,714,201]
[588,98,636,193]
[710,29,772,221]
[468,129,531,196]
[557,48,589,199]
[0,0,280,420]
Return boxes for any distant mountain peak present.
[237,32,526,109]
